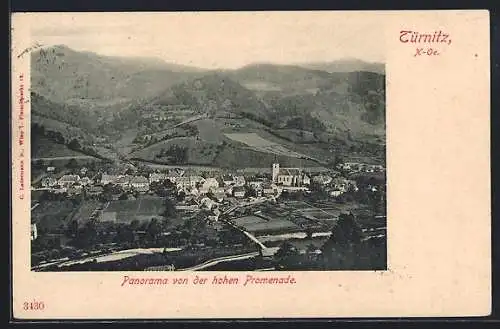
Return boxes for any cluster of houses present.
[40,174,94,195]
[40,166,94,193]
[337,162,385,174]
[101,174,150,192]
[141,106,193,122]
[36,160,384,201]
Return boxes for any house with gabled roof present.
[199,177,219,194]
[58,174,81,187]
[114,175,131,189]
[149,173,167,184]
[166,168,185,183]
[101,174,121,185]
[41,177,58,188]
[222,174,234,186]
[233,175,246,187]
[176,176,205,189]
[130,176,149,192]
[233,186,246,198]
[87,185,104,196]
[312,174,333,186]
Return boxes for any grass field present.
[130,137,219,165]
[31,135,86,158]
[233,216,266,226]
[105,197,166,214]
[32,115,96,143]
[298,209,338,221]
[232,214,301,234]
[195,119,226,143]
[102,197,166,223]
[224,132,307,158]
[242,219,299,233]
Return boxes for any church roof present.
[278,168,301,176]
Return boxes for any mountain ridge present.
[30,45,386,165]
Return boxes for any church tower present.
[272,163,280,183]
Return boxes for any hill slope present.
[225,63,334,95]
[146,73,270,119]
[31,45,206,106]
[30,46,386,166]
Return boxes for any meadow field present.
[224,132,307,158]
[102,197,166,223]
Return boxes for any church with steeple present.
[271,162,310,187]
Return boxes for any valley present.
[30,45,385,171]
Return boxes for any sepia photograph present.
[28,13,386,272]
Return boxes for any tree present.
[129,219,140,231]
[162,197,177,219]
[176,191,186,202]
[164,179,176,189]
[124,168,135,175]
[306,243,318,255]
[246,187,257,198]
[115,224,135,244]
[146,218,161,243]
[66,220,79,238]
[66,158,78,169]
[275,241,299,259]
[330,213,363,247]
[33,159,45,170]
[305,227,314,239]
[76,221,98,249]
[334,154,344,168]
[53,131,65,144]
[68,138,81,150]
[100,190,113,202]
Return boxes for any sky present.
[26,12,386,69]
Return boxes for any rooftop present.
[130,176,148,184]
[59,175,80,181]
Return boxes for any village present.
[30,159,386,271]
[34,160,384,199]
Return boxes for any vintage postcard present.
[11,11,490,319]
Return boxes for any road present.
[32,156,96,161]
[130,161,225,172]
[219,199,269,250]
[240,231,267,249]
[172,114,208,128]
[178,251,260,271]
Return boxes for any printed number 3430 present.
[23,300,45,311]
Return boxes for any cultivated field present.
[242,219,299,233]
[102,197,166,223]
[224,133,308,159]
[233,216,267,226]
[232,215,300,234]
[297,208,341,221]
[71,201,102,225]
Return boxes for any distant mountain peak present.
[296,59,385,74]
[33,44,207,73]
